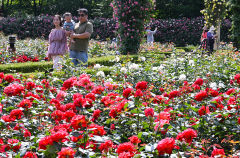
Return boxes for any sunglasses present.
[79,14,86,17]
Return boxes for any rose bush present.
[0,47,240,157]
[0,16,231,46]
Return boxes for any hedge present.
[0,61,53,73]
[0,53,167,73]
[0,16,231,46]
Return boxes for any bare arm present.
[71,32,91,39]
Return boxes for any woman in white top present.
[146,26,157,46]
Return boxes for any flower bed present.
[0,48,240,157]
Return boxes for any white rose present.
[140,56,146,61]
[94,64,101,69]
[209,82,217,90]
[96,71,105,77]
[158,65,164,72]
[219,82,225,88]
[105,78,113,82]
[179,74,186,81]
[129,63,139,70]
[114,56,120,62]
[152,67,158,71]
[120,67,127,73]
[189,60,195,66]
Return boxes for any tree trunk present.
[214,21,221,50]
[1,0,4,16]
[33,0,37,16]
[6,0,9,7]
[39,0,43,13]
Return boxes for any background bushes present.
[0,16,231,46]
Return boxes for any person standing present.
[47,15,68,71]
[69,8,93,66]
[146,26,157,46]
[200,26,208,50]
[207,26,217,54]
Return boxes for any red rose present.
[88,123,106,136]
[116,142,137,157]
[51,130,69,142]
[85,93,96,101]
[62,77,77,90]
[26,82,36,90]
[194,78,204,86]
[156,138,175,155]
[17,99,32,109]
[38,136,53,150]
[128,135,141,144]
[194,91,208,101]
[23,151,38,158]
[99,140,113,153]
[71,115,88,130]
[57,147,76,158]
[234,74,240,84]
[51,110,64,122]
[153,95,163,104]
[73,97,86,107]
[226,88,235,95]
[0,72,4,79]
[208,89,219,97]
[4,83,25,96]
[211,148,225,157]
[91,109,101,122]
[109,108,118,118]
[169,90,180,99]
[10,109,23,120]
[24,129,31,137]
[110,124,115,130]
[176,128,197,144]
[198,106,210,116]
[4,74,15,83]
[155,112,171,121]
[135,81,148,90]
[134,89,143,97]
[123,88,133,98]
[118,152,133,158]
[144,108,154,117]
[8,139,21,152]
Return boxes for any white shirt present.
[146,29,157,43]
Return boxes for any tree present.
[229,0,240,49]
[111,0,154,54]
[201,0,228,50]
[155,0,204,19]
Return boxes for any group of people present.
[200,25,217,54]
[47,10,217,70]
[47,8,93,71]
[146,25,217,54]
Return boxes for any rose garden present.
[0,0,240,158]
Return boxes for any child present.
[63,12,75,47]
[47,15,68,71]
[146,26,157,46]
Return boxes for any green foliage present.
[0,61,52,73]
[201,0,228,27]
[1,0,113,18]
[112,0,154,55]
[229,0,240,49]
[155,0,204,19]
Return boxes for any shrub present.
[0,16,231,46]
